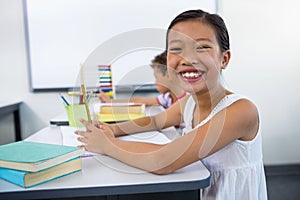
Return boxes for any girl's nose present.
[180,56,199,66]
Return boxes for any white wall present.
[0,0,300,165]
[0,0,65,142]
[219,0,300,164]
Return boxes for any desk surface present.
[0,126,210,199]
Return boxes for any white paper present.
[59,126,171,156]
[59,126,98,156]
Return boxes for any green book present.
[0,141,84,172]
[0,157,82,188]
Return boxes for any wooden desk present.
[0,101,22,141]
[0,126,210,200]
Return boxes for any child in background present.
[98,51,186,109]
[78,9,268,200]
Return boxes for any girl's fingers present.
[99,124,108,130]
[75,130,89,137]
[92,120,99,127]
[99,124,115,138]
[78,144,90,152]
[93,120,103,129]
[80,118,94,131]
[77,136,87,143]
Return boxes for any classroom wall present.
[0,0,65,142]
[218,0,300,165]
[0,0,299,165]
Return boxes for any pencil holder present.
[65,104,88,127]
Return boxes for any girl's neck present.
[191,85,230,127]
[193,85,230,112]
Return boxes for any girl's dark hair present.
[167,9,230,52]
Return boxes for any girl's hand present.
[98,91,112,103]
[92,120,116,136]
[75,119,115,154]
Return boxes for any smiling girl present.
[76,9,268,200]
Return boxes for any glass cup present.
[65,104,88,127]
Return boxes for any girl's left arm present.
[77,98,259,175]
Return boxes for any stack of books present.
[0,141,84,188]
[95,102,146,122]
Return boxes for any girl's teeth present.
[181,72,201,78]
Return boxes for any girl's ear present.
[221,50,231,70]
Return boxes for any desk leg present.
[13,109,21,141]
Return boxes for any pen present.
[86,93,92,103]
[59,94,70,106]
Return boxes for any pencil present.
[81,84,92,123]
[80,64,92,123]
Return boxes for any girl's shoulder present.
[226,94,258,113]
[220,93,259,122]
[224,94,259,140]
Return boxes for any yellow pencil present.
[81,84,91,123]
[80,64,92,123]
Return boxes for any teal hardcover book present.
[0,141,84,172]
[0,157,82,188]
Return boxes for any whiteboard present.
[24,0,217,91]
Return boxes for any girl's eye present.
[196,46,210,51]
[169,47,182,53]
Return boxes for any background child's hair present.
[150,51,167,76]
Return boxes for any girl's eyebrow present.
[168,39,182,44]
[169,38,213,44]
[195,38,213,43]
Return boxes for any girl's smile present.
[177,69,205,83]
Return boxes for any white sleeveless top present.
[182,94,268,200]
